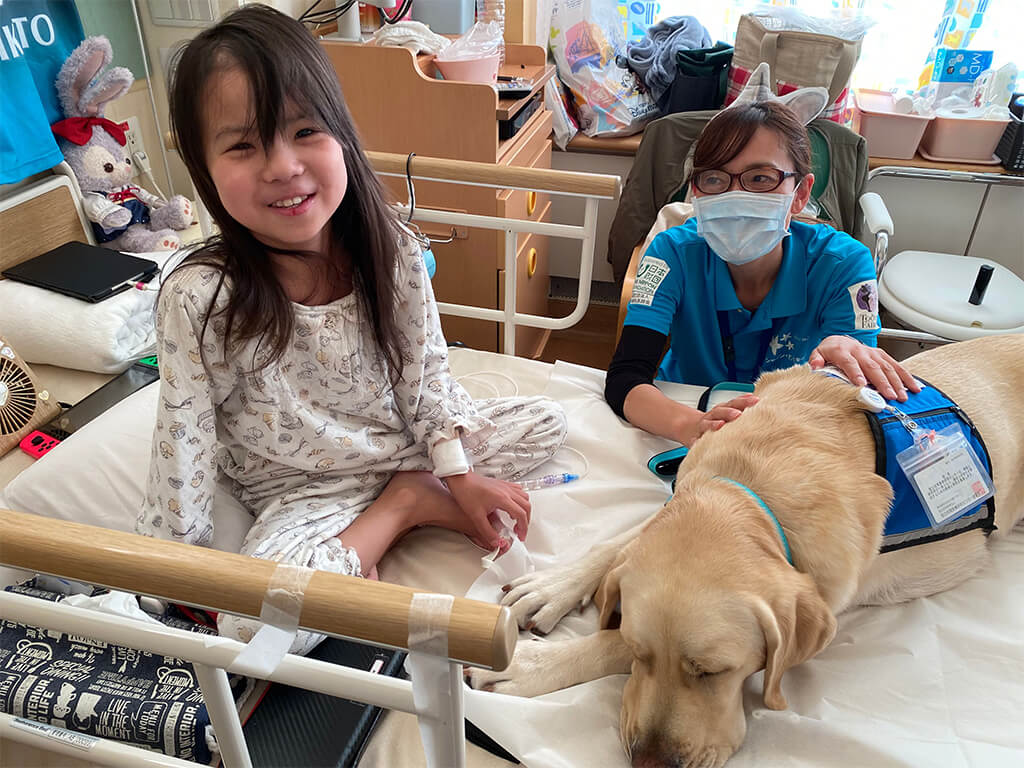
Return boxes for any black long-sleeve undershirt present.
[603,325,670,418]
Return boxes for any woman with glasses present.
[604,100,917,447]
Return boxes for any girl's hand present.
[444,472,531,549]
[809,335,920,402]
[680,394,759,447]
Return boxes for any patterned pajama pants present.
[219,395,567,654]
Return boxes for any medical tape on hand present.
[407,593,460,768]
[227,563,315,679]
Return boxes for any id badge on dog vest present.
[895,424,994,528]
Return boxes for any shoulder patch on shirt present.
[847,279,879,330]
[630,256,671,307]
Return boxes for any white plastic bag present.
[549,0,659,137]
[546,78,579,150]
[750,7,874,41]
[475,0,506,63]
[440,20,504,61]
[536,0,578,149]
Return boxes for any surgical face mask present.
[692,190,795,266]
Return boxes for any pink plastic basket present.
[919,110,1011,163]
[433,53,500,84]
[851,90,933,160]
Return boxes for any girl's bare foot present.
[340,471,506,575]
[377,471,503,550]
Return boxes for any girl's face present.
[692,125,813,226]
[202,67,348,257]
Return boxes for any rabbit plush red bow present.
[51,116,130,146]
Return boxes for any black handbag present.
[659,42,734,115]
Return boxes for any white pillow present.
[0,250,185,374]
[3,383,251,553]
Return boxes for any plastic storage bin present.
[851,90,934,160]
[434,53,501,84]
[919,109,1012,164]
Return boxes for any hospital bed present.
[2,157,1023,768]
[0,153,619,767]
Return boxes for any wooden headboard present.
[0,174,92,276]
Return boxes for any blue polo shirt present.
[624,219,879,386]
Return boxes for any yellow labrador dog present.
[468,335,1024,768]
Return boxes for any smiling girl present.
[137,5,566,653]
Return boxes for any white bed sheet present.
[364,352,1024,768]
[2,349,1022,768]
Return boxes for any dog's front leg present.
[501,519,652,634]
[466,629,633,697]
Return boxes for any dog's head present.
[596,487,836,768]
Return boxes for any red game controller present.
[19,430,62,460]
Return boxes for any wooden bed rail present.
[366,151,622,199]
[0,508,517,670]
[162,133,621,199]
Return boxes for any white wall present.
[105,79,173,197]
[132,0,243,198]
[548,150,634,283]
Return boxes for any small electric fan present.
[0,338,60,456]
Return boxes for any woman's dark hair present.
[168,4,403,383]
[692,100,812,179]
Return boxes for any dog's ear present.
[751,575,836,710]
[595,542,636,629]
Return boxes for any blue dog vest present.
[864,379,996,553]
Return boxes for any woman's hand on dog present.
[809,335,920,401]
[684,393,760,447]
[445,471,531,549]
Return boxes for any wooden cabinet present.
[320,40,555,356]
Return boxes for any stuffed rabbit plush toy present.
[52,36,192,252]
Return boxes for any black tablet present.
[2,241,159,302]
[42,358,160,440]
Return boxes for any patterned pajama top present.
[137,233,499,548]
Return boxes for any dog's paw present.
[500,563,598,634]
[465,639,566,697]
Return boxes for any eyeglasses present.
[693,167,800,195]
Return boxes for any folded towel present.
[0,249,178,373]
[370,20,450,55]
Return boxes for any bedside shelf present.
[321,40,557,355]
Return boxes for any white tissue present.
[481,508,518,569]
[935,105,1011,121]
[62,590,166,625]
[484,536,534,578]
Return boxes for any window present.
[625,0,1020,96]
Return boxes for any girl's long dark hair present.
[168,4,403,384]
